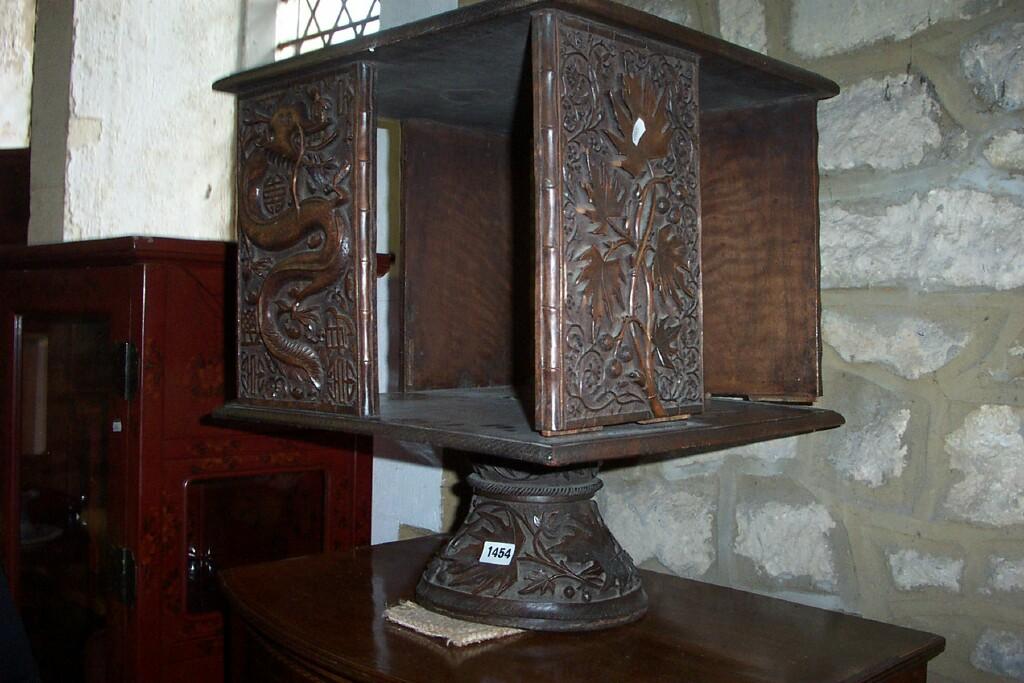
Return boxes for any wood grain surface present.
[400,120,522,392]
[701,101,823,401]
[222,535,945,683]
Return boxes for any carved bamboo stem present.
[625,176,669,418]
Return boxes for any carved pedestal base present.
[416,461,647,631]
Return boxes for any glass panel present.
[17,316,114,683]
[184,471,325,613]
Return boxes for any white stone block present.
[830,407,910,488]
[887,548,963,591]
[729,437,801,462]
[962,21,1024,111]
[719,0,767,53]
[818,75,941,171]
[822,309,970,379]
[661,436,799,480]
[600,480,715,578]
[791,0,992,58]
[985,129,1024,172]
[972,629,1024,680]
[822,375,913,488]
[734,501,836,590]
[721,437,800,465]
[944,405,1024,527]
[659,450,726,480]
[820,189,1024,291]
[988,557,1024,593]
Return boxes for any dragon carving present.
[237,76,359,405]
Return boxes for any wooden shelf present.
[214,387,843,466]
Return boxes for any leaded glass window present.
[276,0,381,59]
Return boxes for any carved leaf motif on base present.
[421,465,642,608]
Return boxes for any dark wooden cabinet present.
[0,148,30,246]
[0,237,372,682]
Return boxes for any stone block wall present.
[469,0,1024,679]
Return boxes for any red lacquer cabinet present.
[0,237,372,683]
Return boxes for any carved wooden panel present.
[236,63,377,415]
[534,12,704,433]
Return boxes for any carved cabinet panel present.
[534,11,704,433]
[236,63,377,416]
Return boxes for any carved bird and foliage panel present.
[235,64,377,415]
[534,12,704,433]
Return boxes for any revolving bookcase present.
[214,0,844,631]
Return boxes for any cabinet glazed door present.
[235,62,378,416]
[0,267,137,683]
[533,12,705,434]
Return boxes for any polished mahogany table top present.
[221,536,944,682]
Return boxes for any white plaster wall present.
[242,0,277,69]
[0,0,36,148]
[60,0,241,242]
[370,118,447,544]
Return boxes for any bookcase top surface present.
[214,0,838,127]
[0,236,231,267]
[214,388,843,466]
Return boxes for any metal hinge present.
[107,545,136,607]
[115,341,138,400]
